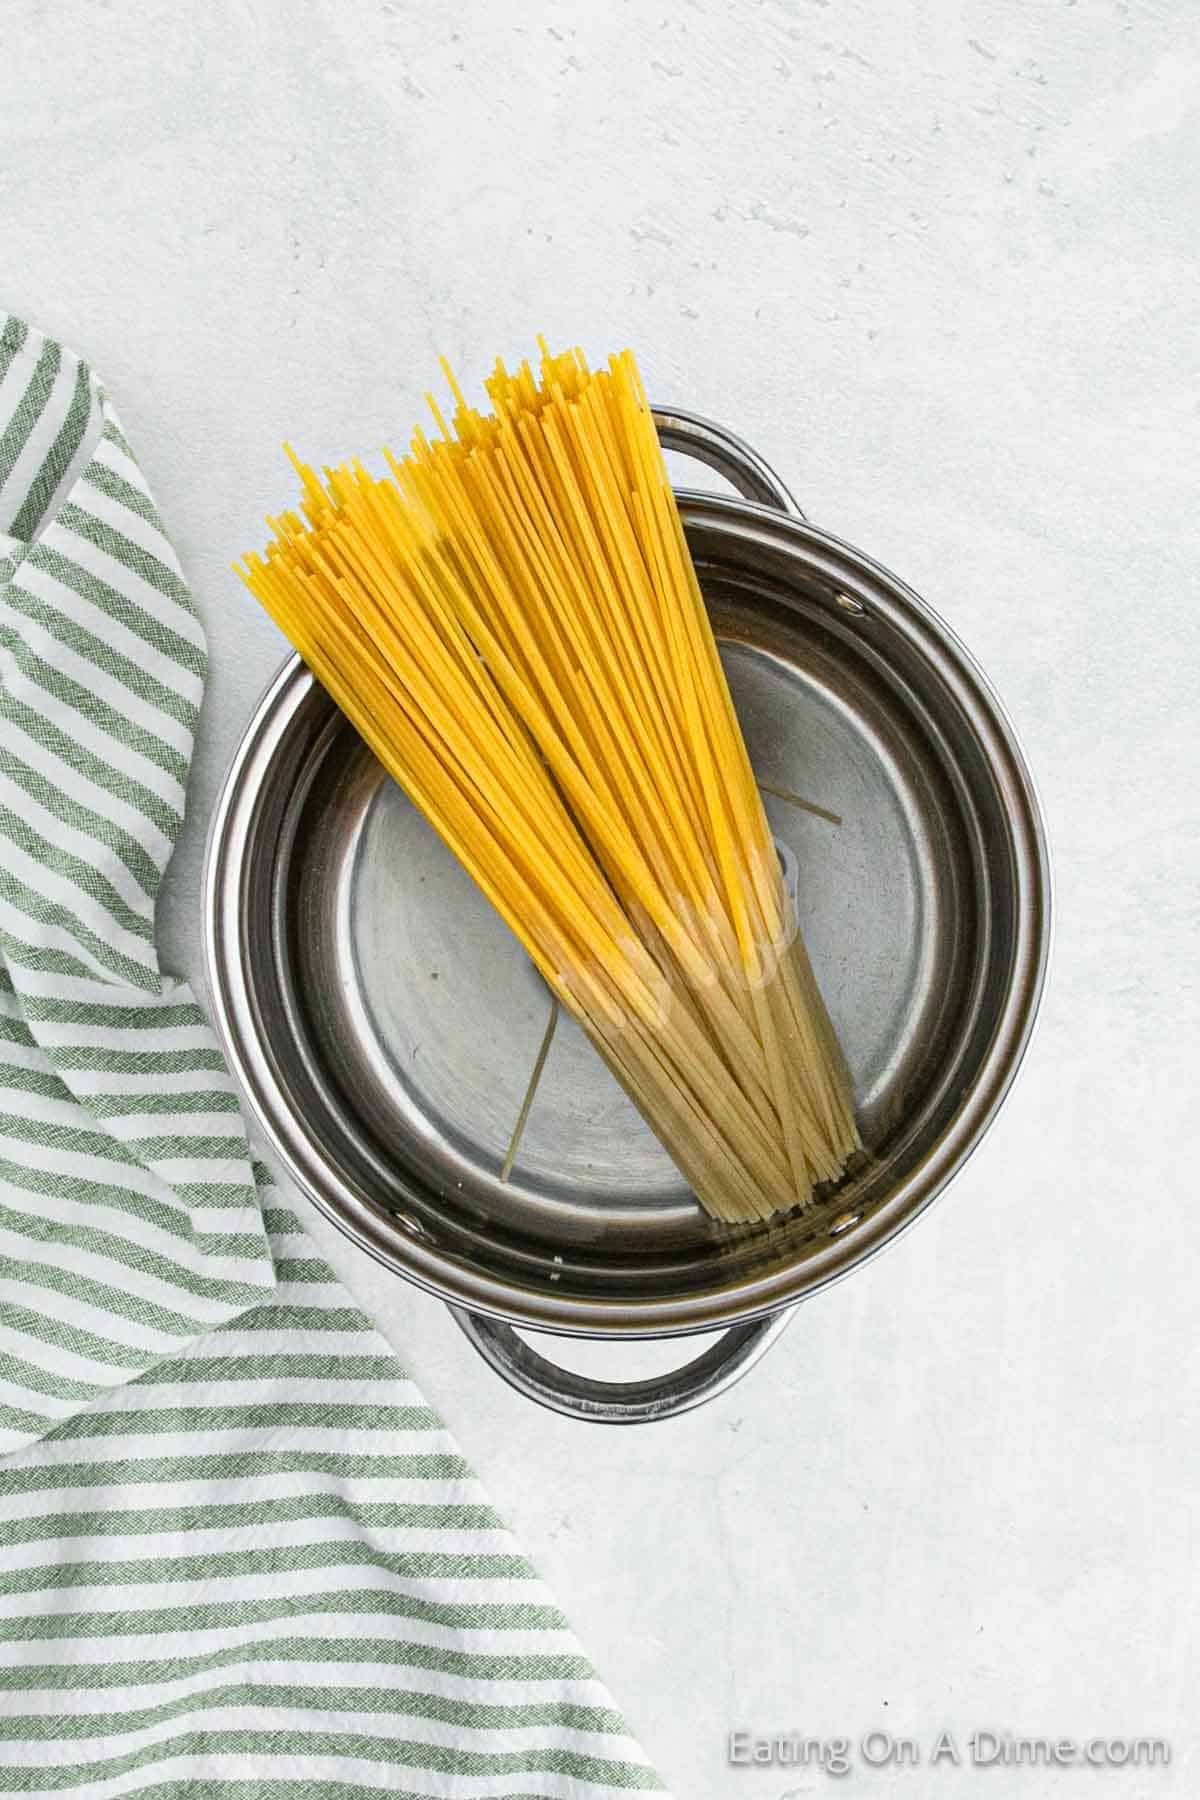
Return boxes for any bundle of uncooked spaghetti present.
[238,343,859,1223]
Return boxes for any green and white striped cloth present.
[0,313,664,1799]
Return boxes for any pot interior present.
[221,501,1043,1328]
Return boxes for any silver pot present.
[203,412,1050,1423]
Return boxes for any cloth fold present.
[0,314,664,1799]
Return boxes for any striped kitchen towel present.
[0,312,665,1798]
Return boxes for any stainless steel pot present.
[203,412,1050,1423]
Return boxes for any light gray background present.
[3,2,1198,1795]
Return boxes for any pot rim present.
[203,492,1052,1338]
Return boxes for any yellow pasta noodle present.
[238,343,859,1223]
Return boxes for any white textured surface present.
[3,2,1198,1793]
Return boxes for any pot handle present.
[448,1307,795,1424]
[652,407,805,519]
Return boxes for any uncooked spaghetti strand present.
[241,340,862,1223]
